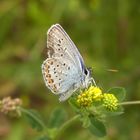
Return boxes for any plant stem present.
[119,101,140,106]
[54,114,81,140]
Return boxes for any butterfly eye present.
[84,68,88,75]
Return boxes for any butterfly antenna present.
[92,78,97,86]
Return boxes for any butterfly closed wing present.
[42,24,93,101]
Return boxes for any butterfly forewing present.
[55,24,85,64]
[47,24,85,72]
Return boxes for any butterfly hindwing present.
[42,57,82,100]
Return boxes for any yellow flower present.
[76,86,103,107]
[102,93,118,111]
[88,86,103,101]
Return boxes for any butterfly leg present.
[90,77,97,87]
[93,78,97,86]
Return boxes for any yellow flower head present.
[88,86,103,101]
[77,86,103,107]
[102,93,118,111]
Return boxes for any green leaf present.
[82,116,91,128]
[21,108,46,131]
[68,97,80,112]
[88,115,106,137]
[103,106,124,116]
[48,107,67,128]
[107,87,126,102]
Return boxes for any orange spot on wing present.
[46,74,51,78]
[45,64,50,69]
[48,60,53,65]
[48,78,54,84]
[52,84,57,92]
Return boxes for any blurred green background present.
[0,0,140,140]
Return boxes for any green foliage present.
[67,86,127,137]
[68,97,80,112]
[21,108,46,131]
[0,8,16,47]
[82,115,91,128]
[15,86,127,139]
[6,122,25,140]
[0,0,140,139]
[103,106,124,117]
[88,115,106,137]
[47,107,67,128]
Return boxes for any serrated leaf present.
[68,97,80,112]
[21,108,45,131]
[48,107,67,128]
[107,87,126,101]
[88,115,106,137]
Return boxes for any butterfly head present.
[82,67,93,88]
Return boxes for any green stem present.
[54,114,81,140]
[120,101,140,106]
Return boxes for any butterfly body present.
[42,24,92,101]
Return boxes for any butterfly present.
[42,24,95,101]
